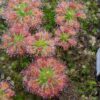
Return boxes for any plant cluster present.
[0,81,15,100]
[2,0,43,28]
[0,0,86,99]
[55,1,86,50]
[21,57,68,98]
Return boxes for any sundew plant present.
[0,0,99,100]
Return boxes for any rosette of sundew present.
[21,57,68,98]
[0,81,15,100]
[1,23,31,56]
[2,0,43,28]
[55,1,86,28]
[25,31,55,57]
[55,26,77,50]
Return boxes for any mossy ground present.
[0,0,100,100]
